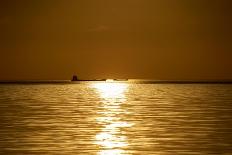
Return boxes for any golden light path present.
[92,82,133,155]
[93,82,127,99]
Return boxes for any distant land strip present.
[0,80,232,84]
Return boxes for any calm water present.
[0,82,232,155]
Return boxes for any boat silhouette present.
[72,75,78,81]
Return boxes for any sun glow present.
[92,82,132,155]
[92,82,128,99]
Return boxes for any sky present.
[0,0,232,80]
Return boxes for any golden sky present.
[0,0,231,80]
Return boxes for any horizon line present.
[0,79,232,84]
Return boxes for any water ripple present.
[0,83,231,154]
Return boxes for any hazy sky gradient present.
[0,0,232,80]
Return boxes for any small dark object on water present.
[113,79,128,81]
[72,75,78,81]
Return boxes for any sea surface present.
[0,82,232,155]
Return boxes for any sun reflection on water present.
[92,82,128,100]
[92,82,132,155]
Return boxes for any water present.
[0,82,232,154]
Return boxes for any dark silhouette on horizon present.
[72,75,78,81]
